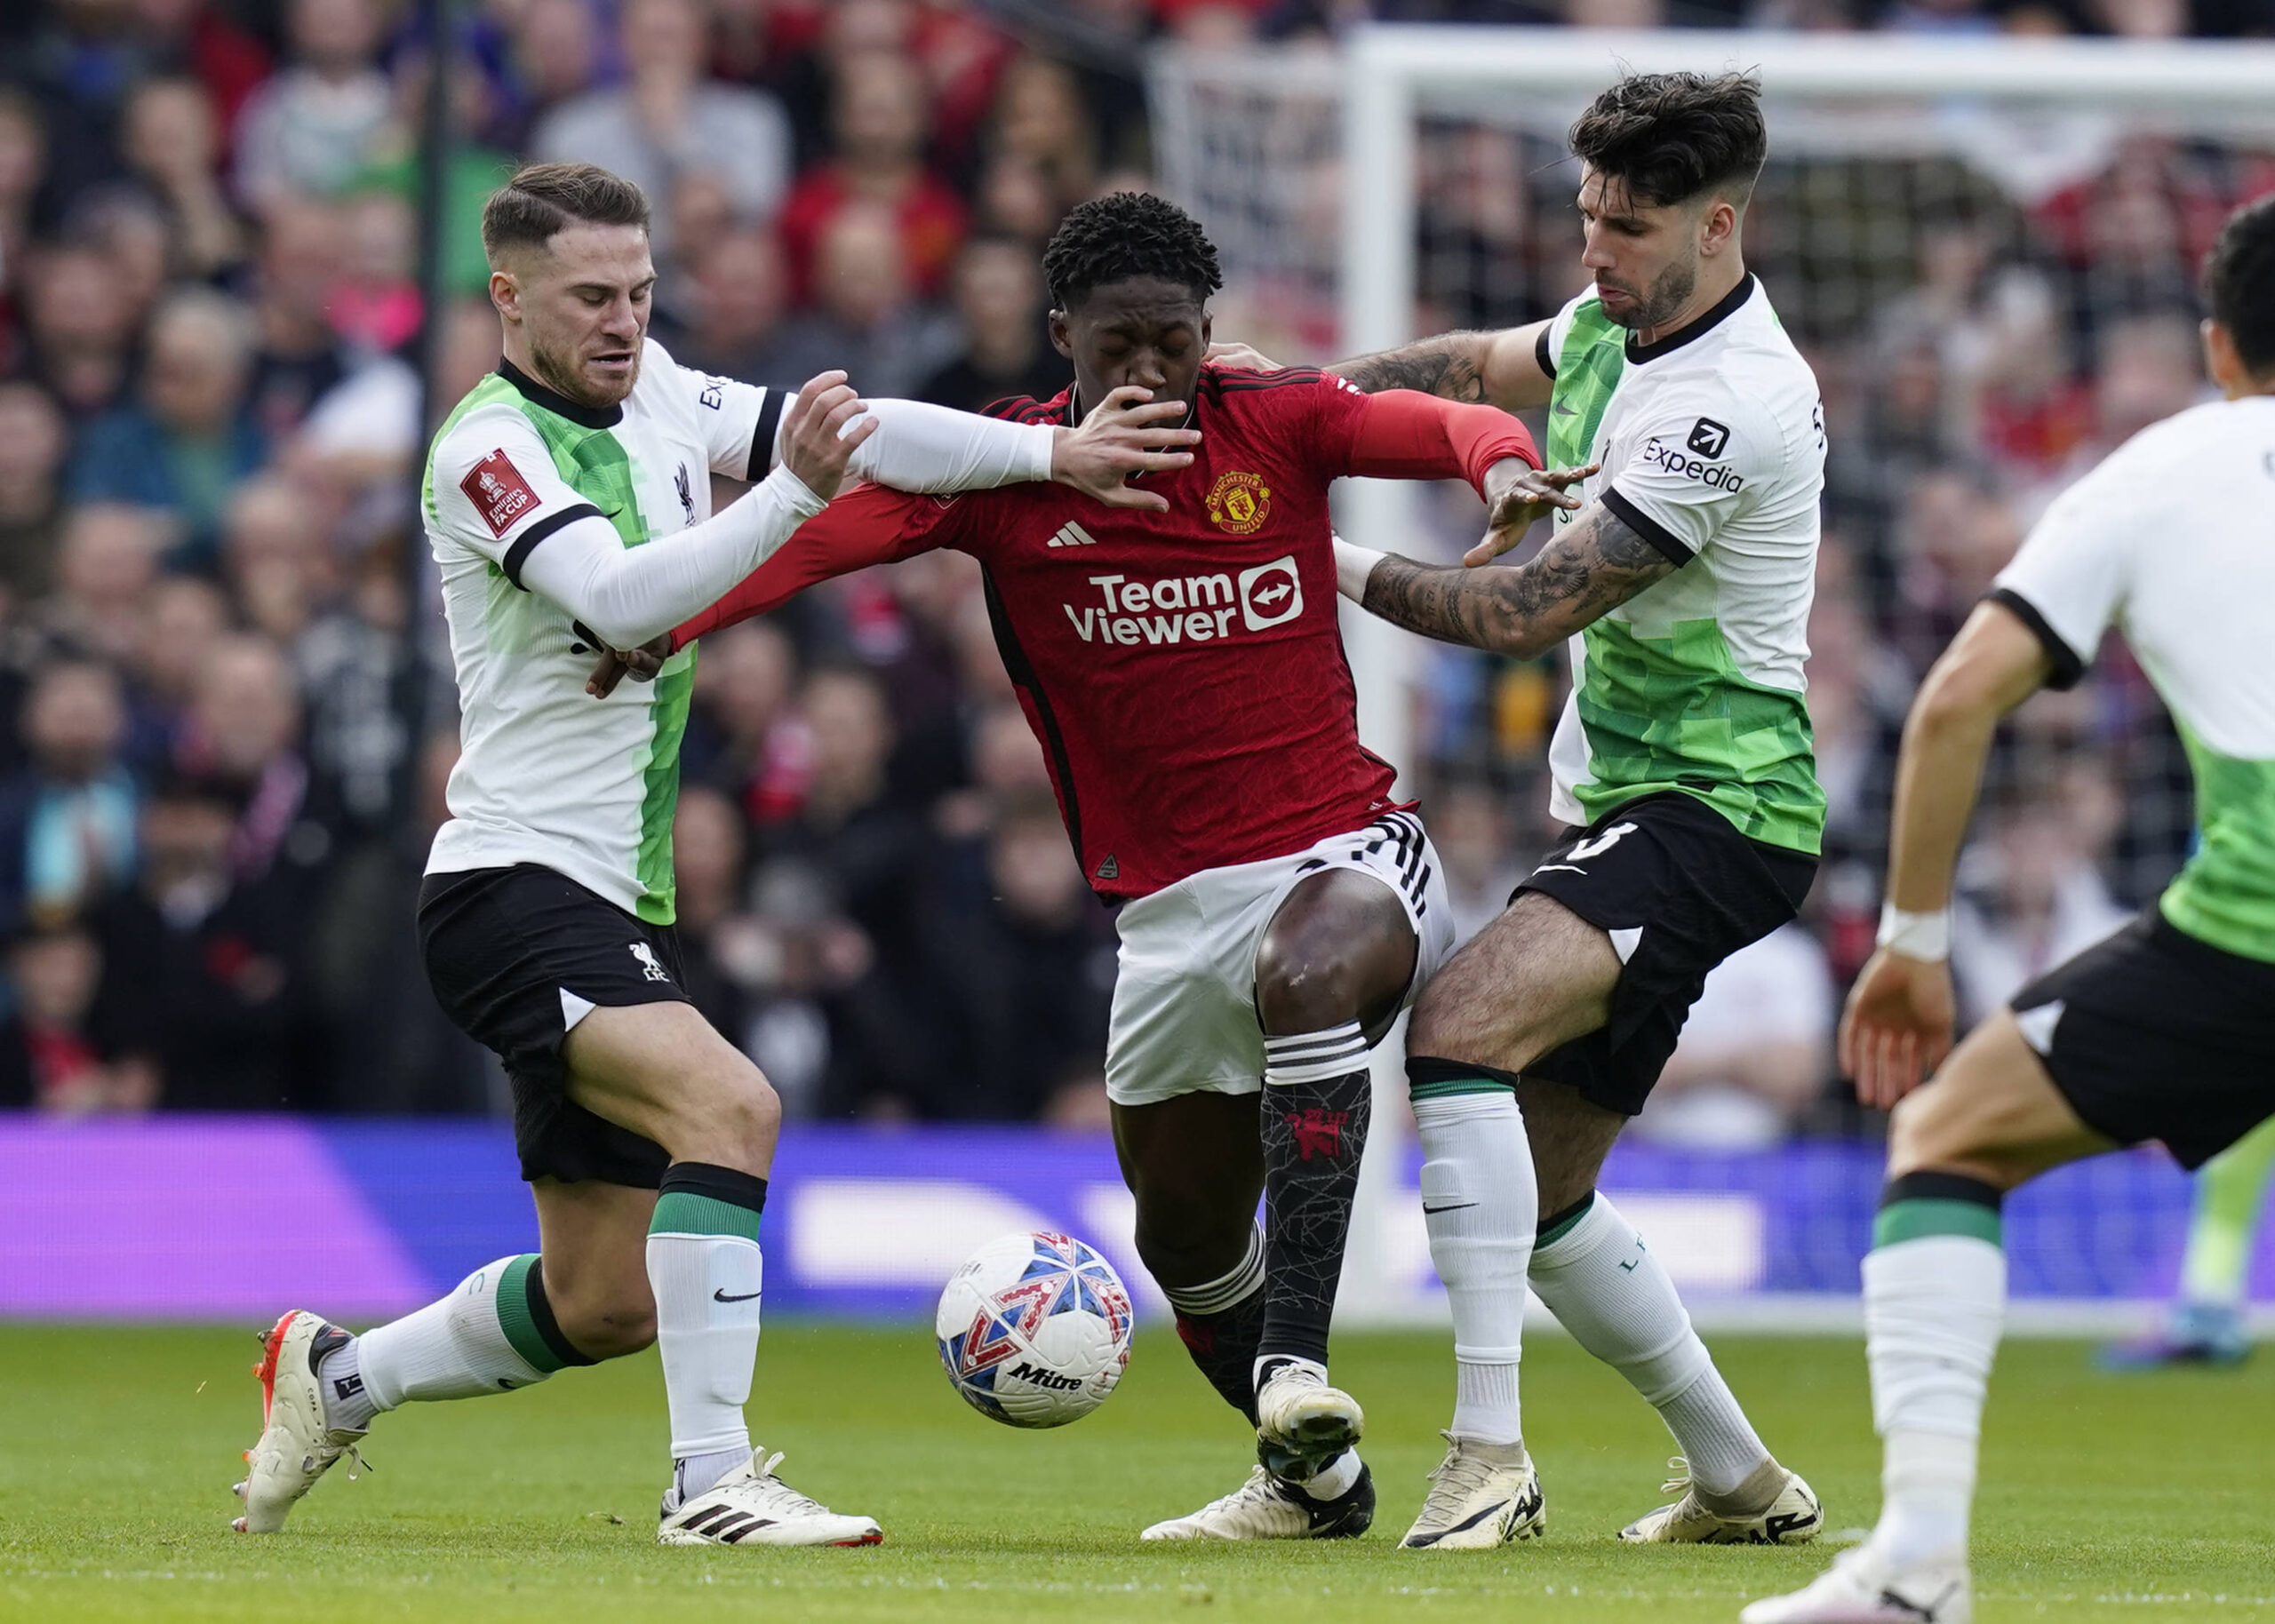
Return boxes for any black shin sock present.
[1257,1054,1372,1373]
[1173,1284,1267,1424]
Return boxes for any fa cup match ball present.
[936,1231,1134,1428]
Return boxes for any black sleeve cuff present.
[502,503,603,589]
[1600,486,1696,566]
[746,389,786,482]
[1984,586,2087,689]
[1534,322,1556,380]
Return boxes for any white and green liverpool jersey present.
[1994,394,2275,963]
[422,338,781,924]
[1539,274,1828,855]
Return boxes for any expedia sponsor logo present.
[1061,556,1305,647]
[1007,1359,1084,1391]
[1637,434,1744,491]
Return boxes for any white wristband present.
[1877,902,1951,962]
[1332,535,1386,601]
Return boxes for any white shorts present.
[1105,810,1456,1108]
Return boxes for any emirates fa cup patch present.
[462,450,541,537]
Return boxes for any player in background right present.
[1746,194,2275,1624]
[2102,1108,2274,1368]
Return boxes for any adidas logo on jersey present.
[1047,521,1099,548]
[1060,558,1306,648]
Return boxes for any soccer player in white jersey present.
[1749,193,2275,1624]
[231,163,1194,1547]
[1223,72,1830,1550]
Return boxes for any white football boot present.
[233,1310,369,1532]
[1622,1457,1824,1545]
[657,1450,882,1547]
[1141,1461,1376,1541]
[1740,1544,1972,1624]
[1399,1431,1546,1549]
[1253,1360,1365,1481]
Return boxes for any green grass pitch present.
[3,1323,2270,1622]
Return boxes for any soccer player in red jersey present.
[595,193,1572,1539]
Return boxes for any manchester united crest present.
[1205,469,1273,534]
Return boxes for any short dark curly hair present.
[1569,71,1768,210]
[2203,192,2275,376]
[1041,191,1224,311]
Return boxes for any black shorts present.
[2012,910,2275,1171]
[1516,792,1817,1117]
[419,864,691,1188]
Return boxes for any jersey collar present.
[1624,273,1757,366]
[497,358,624,429]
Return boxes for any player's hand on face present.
[1204,340,1281,372]
[586,634,668,698]
[1053,385,1200,514]
[778,370,879,503]
[1465,462,1598,567]
[1838,945,1957,1112]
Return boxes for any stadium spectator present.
[0,919,151,1114]
[243,200,354,441]
[531,0,794,262]
[0,659,140,933]
[68,286,267,567]
[920,791,1115,1125]
[0,382,69,607]
[231,0,395,216]
[667,227,809,392]
[18,243,140,420]
[778,48,967,303]
[34,502,170,667]
[793,200,958,397]
[683,619,807,815]
[177,633,331,892]
[915,235,1067,411]
[1429,778,1530,948]
[1950,776,2135,1024]
[117,74,246,279]
[87,766,322,1110]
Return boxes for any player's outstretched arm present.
[845,386,1197,509]
[1337,500,1677,660]
[1841,601,2054,1110]
[514,371,870,652]
[1329,322,1554,411]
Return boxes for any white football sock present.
[1864,1234,2004,1569]
[1414,1090,1535,1448]
[1529,1194,1772,1504]
[354,1255,559,1419]
[648,1170,769,1462]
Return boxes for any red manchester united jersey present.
[676,365,1537,901]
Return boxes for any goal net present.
[1151,29,2275,1325]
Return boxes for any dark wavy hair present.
[2204,193,2275,375]
[1569,71,1768,210]
[1041,191,1224,311]
[482,163,651,263]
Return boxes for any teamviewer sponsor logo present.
[1060,557,1306,648]
[1238,556,1303,630]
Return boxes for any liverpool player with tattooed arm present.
[592,191,1560,1540]
[1308,73,1832,1551]
[230,163,1194,1548]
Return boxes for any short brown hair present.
[1569,71,1768,210]
[481,163,651,263]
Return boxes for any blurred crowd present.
[0,0,2257,1137]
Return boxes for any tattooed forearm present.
[1331,334,1490,402]
[1359,505,1680,657]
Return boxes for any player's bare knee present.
[1886,1083,2013,1188]
[561,1300,658,1360]
[1132,1187,1250,1285]
[1407,969,1508,1068]
[676,1058,780,1172]
[1255,873,1415,1035]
